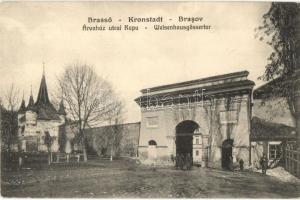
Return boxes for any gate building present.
[135,71,254,168]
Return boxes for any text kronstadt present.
[87,16,204,23]
[137,88,219,111]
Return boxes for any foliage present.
[257,3,300,118]
[0,106,18,152]
[0,84,20,152]
[90,123,124,157]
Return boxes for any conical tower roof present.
[27,95,35,109]
[35,72,51,106]
[19,99,26,113]
[27,85,35,109]
[33,66,60,120]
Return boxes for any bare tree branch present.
[57,63,124,161]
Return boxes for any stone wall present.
[84,122,141,157]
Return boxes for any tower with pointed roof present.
[17,64,67,153]
[27,85,34,109]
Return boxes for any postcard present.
[0,1,299,198]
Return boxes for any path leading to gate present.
[2,159,300,198]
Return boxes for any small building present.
[251,78,296,167]
[135,71,255,168]
[17,71,66,153]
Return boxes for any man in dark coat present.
[179,153,185,170]
[260,153,268,175]
[228,156,234,171]
[175,154,179,170]
[186,153,192,170]
[239,159,244,171]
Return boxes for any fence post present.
[284,147,288,171]
[293,151,297,176]
[292,151,295,175]
[288,150,291,173]
[296,151,300,177]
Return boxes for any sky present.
[0,1,272,123]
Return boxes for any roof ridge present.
[141,70,249,93]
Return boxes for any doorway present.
[148,140,157,160]
[221,139,233,169]
[175,120,199,163]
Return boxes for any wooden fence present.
[285,145,300,178]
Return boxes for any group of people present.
[175,153,193,170]
[172,152,269,175]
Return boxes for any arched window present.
[148,140,157,146]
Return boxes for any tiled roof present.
[251,117,296,141]
[36,104,61,120]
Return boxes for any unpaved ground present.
[1,159,300,198]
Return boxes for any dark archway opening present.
[221,139,233,169]
[175,120,199,157]
[148,140,157,146]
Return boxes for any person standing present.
[179,153,185,170]
[175,154,179,170]
[260,153,268,175]
[186,153,192,170]
[18,150,24,170]
[239,159,244,171]
[228,156,234,171]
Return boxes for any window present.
[220,110,238,124]
[196,138,199,145]
[146,116,159,128]
[269,144,281,160]
[196,150,199,156]
[148,140,157,146]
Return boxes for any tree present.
[258,3,300,146]
[1,83,20,153]
[58,63,123,161]
[108,106,124,161]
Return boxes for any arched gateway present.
[221,139,233,169]
[175,120,199,161]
